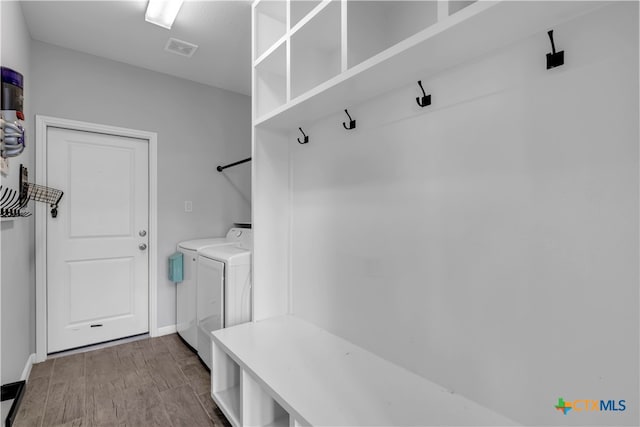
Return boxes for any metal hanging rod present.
[217,157,251,172]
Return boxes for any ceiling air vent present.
[164,38,198,58]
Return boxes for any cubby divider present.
[242,373,289,427]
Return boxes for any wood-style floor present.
[13,334,232,427]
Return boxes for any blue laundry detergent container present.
[168,252,183,282]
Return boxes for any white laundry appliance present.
[196,233,252,369]
[175,228,250,350]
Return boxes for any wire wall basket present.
[0,165,64,218]
[26,182,64,218]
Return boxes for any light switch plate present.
[184,201,192,212]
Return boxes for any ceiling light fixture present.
[145,0,185,30]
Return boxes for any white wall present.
[0,0,35,394]
[30,41,251,329]
[290,3,637,425]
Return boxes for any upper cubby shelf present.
[255,41,287,118]
[290,0,323,29]
[449,1,477,16]
[347,1,438,69]
[254,0,287,60]
[290,1,341,99]
[253,0,604,130]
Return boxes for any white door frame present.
[35,115,159,363]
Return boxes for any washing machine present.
[196,235,252,369]
[175,228,249,350]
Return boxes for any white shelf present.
[255,0,287,60]
[347,0,438,69]
[290,0,341,99]
[255,42,288,119]
[242,366,289,427]
[254,33,287,67]
[290,0,323,29]
[449,0,477,16]
[212,315,518,426]
[213,387,241,427]
[211,342,242,427]
[254,0,603,129]
[264,414,289,427]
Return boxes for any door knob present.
[139,230,147,237]
[139,243,147,251]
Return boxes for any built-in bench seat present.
[211,315,518,426]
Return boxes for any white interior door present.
[46,126,149,353]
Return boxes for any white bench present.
[211,315,518,427]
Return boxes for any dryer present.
[175,228,249,349]
[196,235,251,369]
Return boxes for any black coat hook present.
[416,80,431,107]
[297,127,309,144]
[342,109,356,130]
[546,30,564,69]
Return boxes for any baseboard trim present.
[156,325,177,337]
[20,354,35,382]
